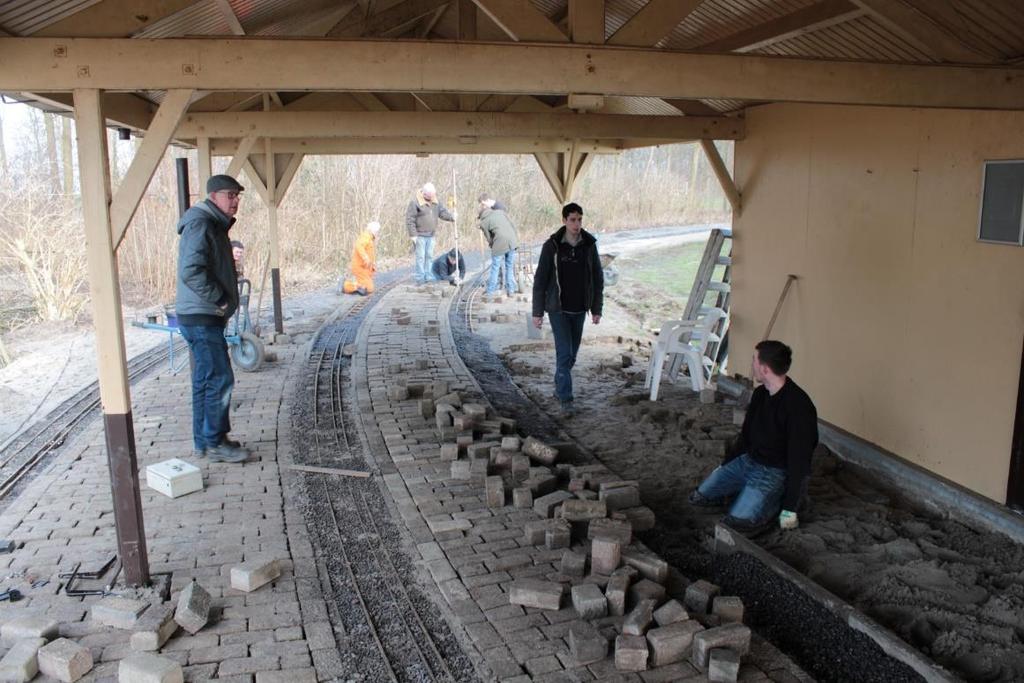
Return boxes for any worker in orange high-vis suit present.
[343,221,380,295]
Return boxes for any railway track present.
[0,339,186,504]
[292,275,475,683]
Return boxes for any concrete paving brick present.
[522,437,559,465]
[709,647,741,682]
[653,599,689,626]
[513,487,533,509]
[629,579,666,606]
[712,596,745,624]
[647,620,704,667]
[568,622,607,666]
[37,637,93,682]
[571,583,608,619]
[539,522,569,552]
[174,581,212,635]
[218,655,282,676]
[692,624,751,669]
[255,669,318,683]
[560,550,586,577]
[131,604,178,651]
[560,499,607,522]
[684,580,721,615]
[622,599,657,636]
[509,579,565,611]
[534,490,575,518]
[0,636,46,682]
[614,634,648,672]
[605,574,630,617]
[1,615,60,645]
[486,476,506,508]
[91,596,150,629]
[591,537,621,575]
[118,653,183,682]
[621,550,669,584]
[587,518,632,546]
[598,486,640,511]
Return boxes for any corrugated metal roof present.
[904,0,1024,61]
[753,14,931,62]
[601,96,683,116]
[0,0,99,36]
[661,0,816,50]
[133,1,231,38]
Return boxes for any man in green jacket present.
[478,194,519,296]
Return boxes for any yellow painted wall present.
[732,103,1024,502]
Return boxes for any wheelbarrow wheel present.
[231,332,265,372]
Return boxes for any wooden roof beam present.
[30,0,196,37]
[607,0,703,47]
[177,110,743,140]
[569,0,604,44]
[471,0,568,42]
[328,0,451,37]
[204,137,622,155]
[4,39,1023,109]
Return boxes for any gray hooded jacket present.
[175,200,239,326]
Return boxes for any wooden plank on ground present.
[289,464,371,478]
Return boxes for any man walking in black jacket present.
[531,202,604,416]
[689,340,818,530]
[176,174,250,463]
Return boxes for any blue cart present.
[133,279,266,373]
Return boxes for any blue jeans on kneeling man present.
[697,453,786,524]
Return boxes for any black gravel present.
[291,275,477,683]
[716,552,924,683]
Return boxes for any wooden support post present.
[197,136,212,194]
[265,138,283,335]
[73,88,150,587]
[700,139,741,216]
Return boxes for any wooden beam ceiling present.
[328,0,451,37]
[205,137,622,155]
[176,110,744,140]
[606,0,703,47]
[29,0,196,38]
[4,39,1022,109]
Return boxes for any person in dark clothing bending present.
[431,248,466,285]
[689,340,817,531]
[531,202,604,417]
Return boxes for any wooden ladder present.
[668,228,733,379]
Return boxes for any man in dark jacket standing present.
[689,340,818,531]
[478,194,519,297]
[176,174,249,463]
[405,182,456,284]
[531,202,603,416]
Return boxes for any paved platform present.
[0,282,809,682]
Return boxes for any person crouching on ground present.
[343,221,380,295]
[175,174,250,464]
[531,202,604,417]
[431,248,466,285]
[688,340,818,531]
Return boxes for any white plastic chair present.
[645,307,725,400]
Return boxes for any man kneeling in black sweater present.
[689,340,818,531]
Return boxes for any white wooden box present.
[146,458,203,498]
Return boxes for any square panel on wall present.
[978,160,1024,246]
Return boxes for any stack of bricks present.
[404,386,756,680]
